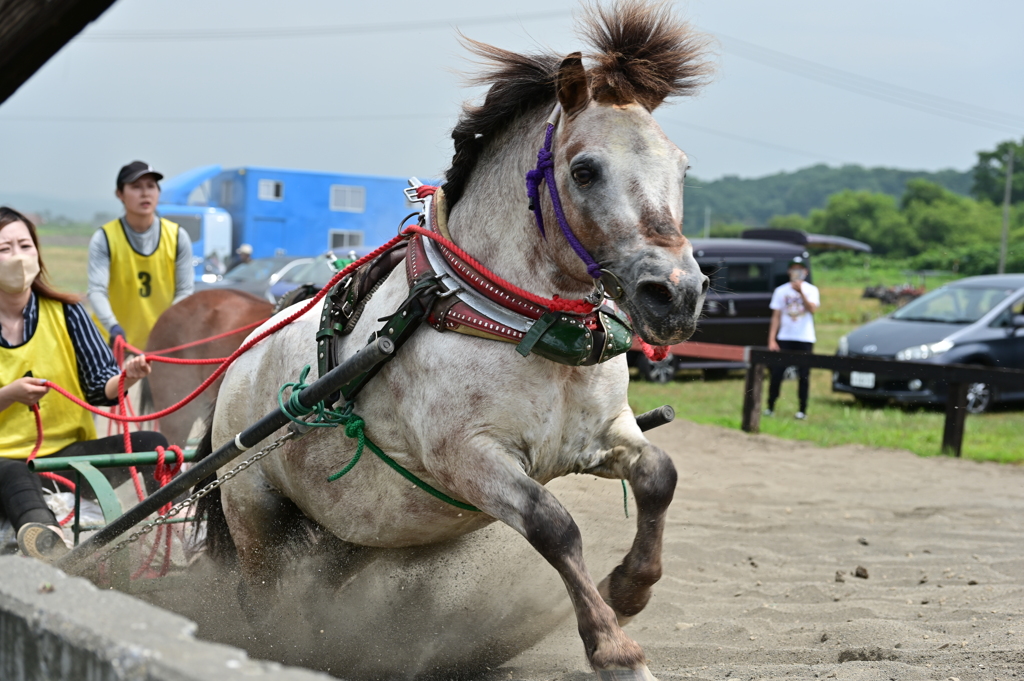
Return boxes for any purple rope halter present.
[525,109,603,280]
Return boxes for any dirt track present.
[499,419,1024,681]
[149,418,1024,680]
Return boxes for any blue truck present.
[158,165,427,281]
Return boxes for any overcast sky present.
[1,0,1022,218]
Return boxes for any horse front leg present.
[587,425,677,626]
[433,443,653,679]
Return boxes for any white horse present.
[199,2,711,678]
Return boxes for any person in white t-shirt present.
[765,257,820,420]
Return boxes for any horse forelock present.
[443,0,712,208]
[580,0,713,110]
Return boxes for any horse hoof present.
[596,664,658,681]
[597,575,635,627]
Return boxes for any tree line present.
[688,139,1024,276]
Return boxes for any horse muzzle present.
[612,251,708,346]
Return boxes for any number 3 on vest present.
[138,271,152,297]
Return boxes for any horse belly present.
[255,432,489,547]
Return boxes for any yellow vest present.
[98,218,178,350]
[0,297,97,459]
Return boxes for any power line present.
[77,10,572,42]
[715,32,1024,134]
[660,118,848,164]
[72,11,1020,135]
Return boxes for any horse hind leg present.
[430,442,653,679]
[218,465,318,622]
[590,441,677,627]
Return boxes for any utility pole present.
[999,149,1014,275]
[704,205,711,239]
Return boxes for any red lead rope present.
[27,405,76,526]
[44,201,605,424]
[26,187,655,570]
[140,318,268,356]
[42,232,412,424]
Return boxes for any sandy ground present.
[138,417,1024,680]
[496,419,1024,681]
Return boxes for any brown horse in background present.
[144,289,273,449]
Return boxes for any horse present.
[197,3,712,678]
[144,289,273,448]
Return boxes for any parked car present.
[267,247,377,302]
[832,274,1024,413]
[194,256,309,303]
[629,237,812,381]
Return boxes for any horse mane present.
[442,0,712,207]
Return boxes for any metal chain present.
[92,432,294,566]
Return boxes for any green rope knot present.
[275,365,480,513]
[327,413,367,482]
[343,414,365,440]
[278,365,348,428]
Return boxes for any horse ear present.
[556,52,590,117]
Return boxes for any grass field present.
[37,227,92,295]
[29,234,1024,464]
[628,284,1024,465]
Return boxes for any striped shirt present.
[0,293,120,406]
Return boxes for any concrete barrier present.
[0,556,333,681]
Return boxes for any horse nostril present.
[700,275,710,296]
[636,281,674,312]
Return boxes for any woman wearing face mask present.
[0,207,168,562]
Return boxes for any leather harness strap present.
[315,186,636,405]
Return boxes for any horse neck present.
[446,107,593,299]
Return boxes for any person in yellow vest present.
[88,161,194,350]
[0,207,168,562]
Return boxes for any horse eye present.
[572,167,594,186]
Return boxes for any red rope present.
[112,373,149,503]
[411,186,596,314]
[131,445,185,579]
[44,232,411,423]
[29,404,43,459]
[141,354,227,366]
[44,193,636,426]
[142,319,268,356]
[639,340,671,362]
[112,321,270,365]
[113,335,227,365]
[27,405,76,525]
[403,224,596,314]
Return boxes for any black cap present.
[788,256,808,268]
[117,161,163,188]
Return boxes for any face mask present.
[789,269,807,283]
[0,254,40,294]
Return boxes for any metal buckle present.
[434,273,464,299]
[404,176,425,204]
[331,276,355,318]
